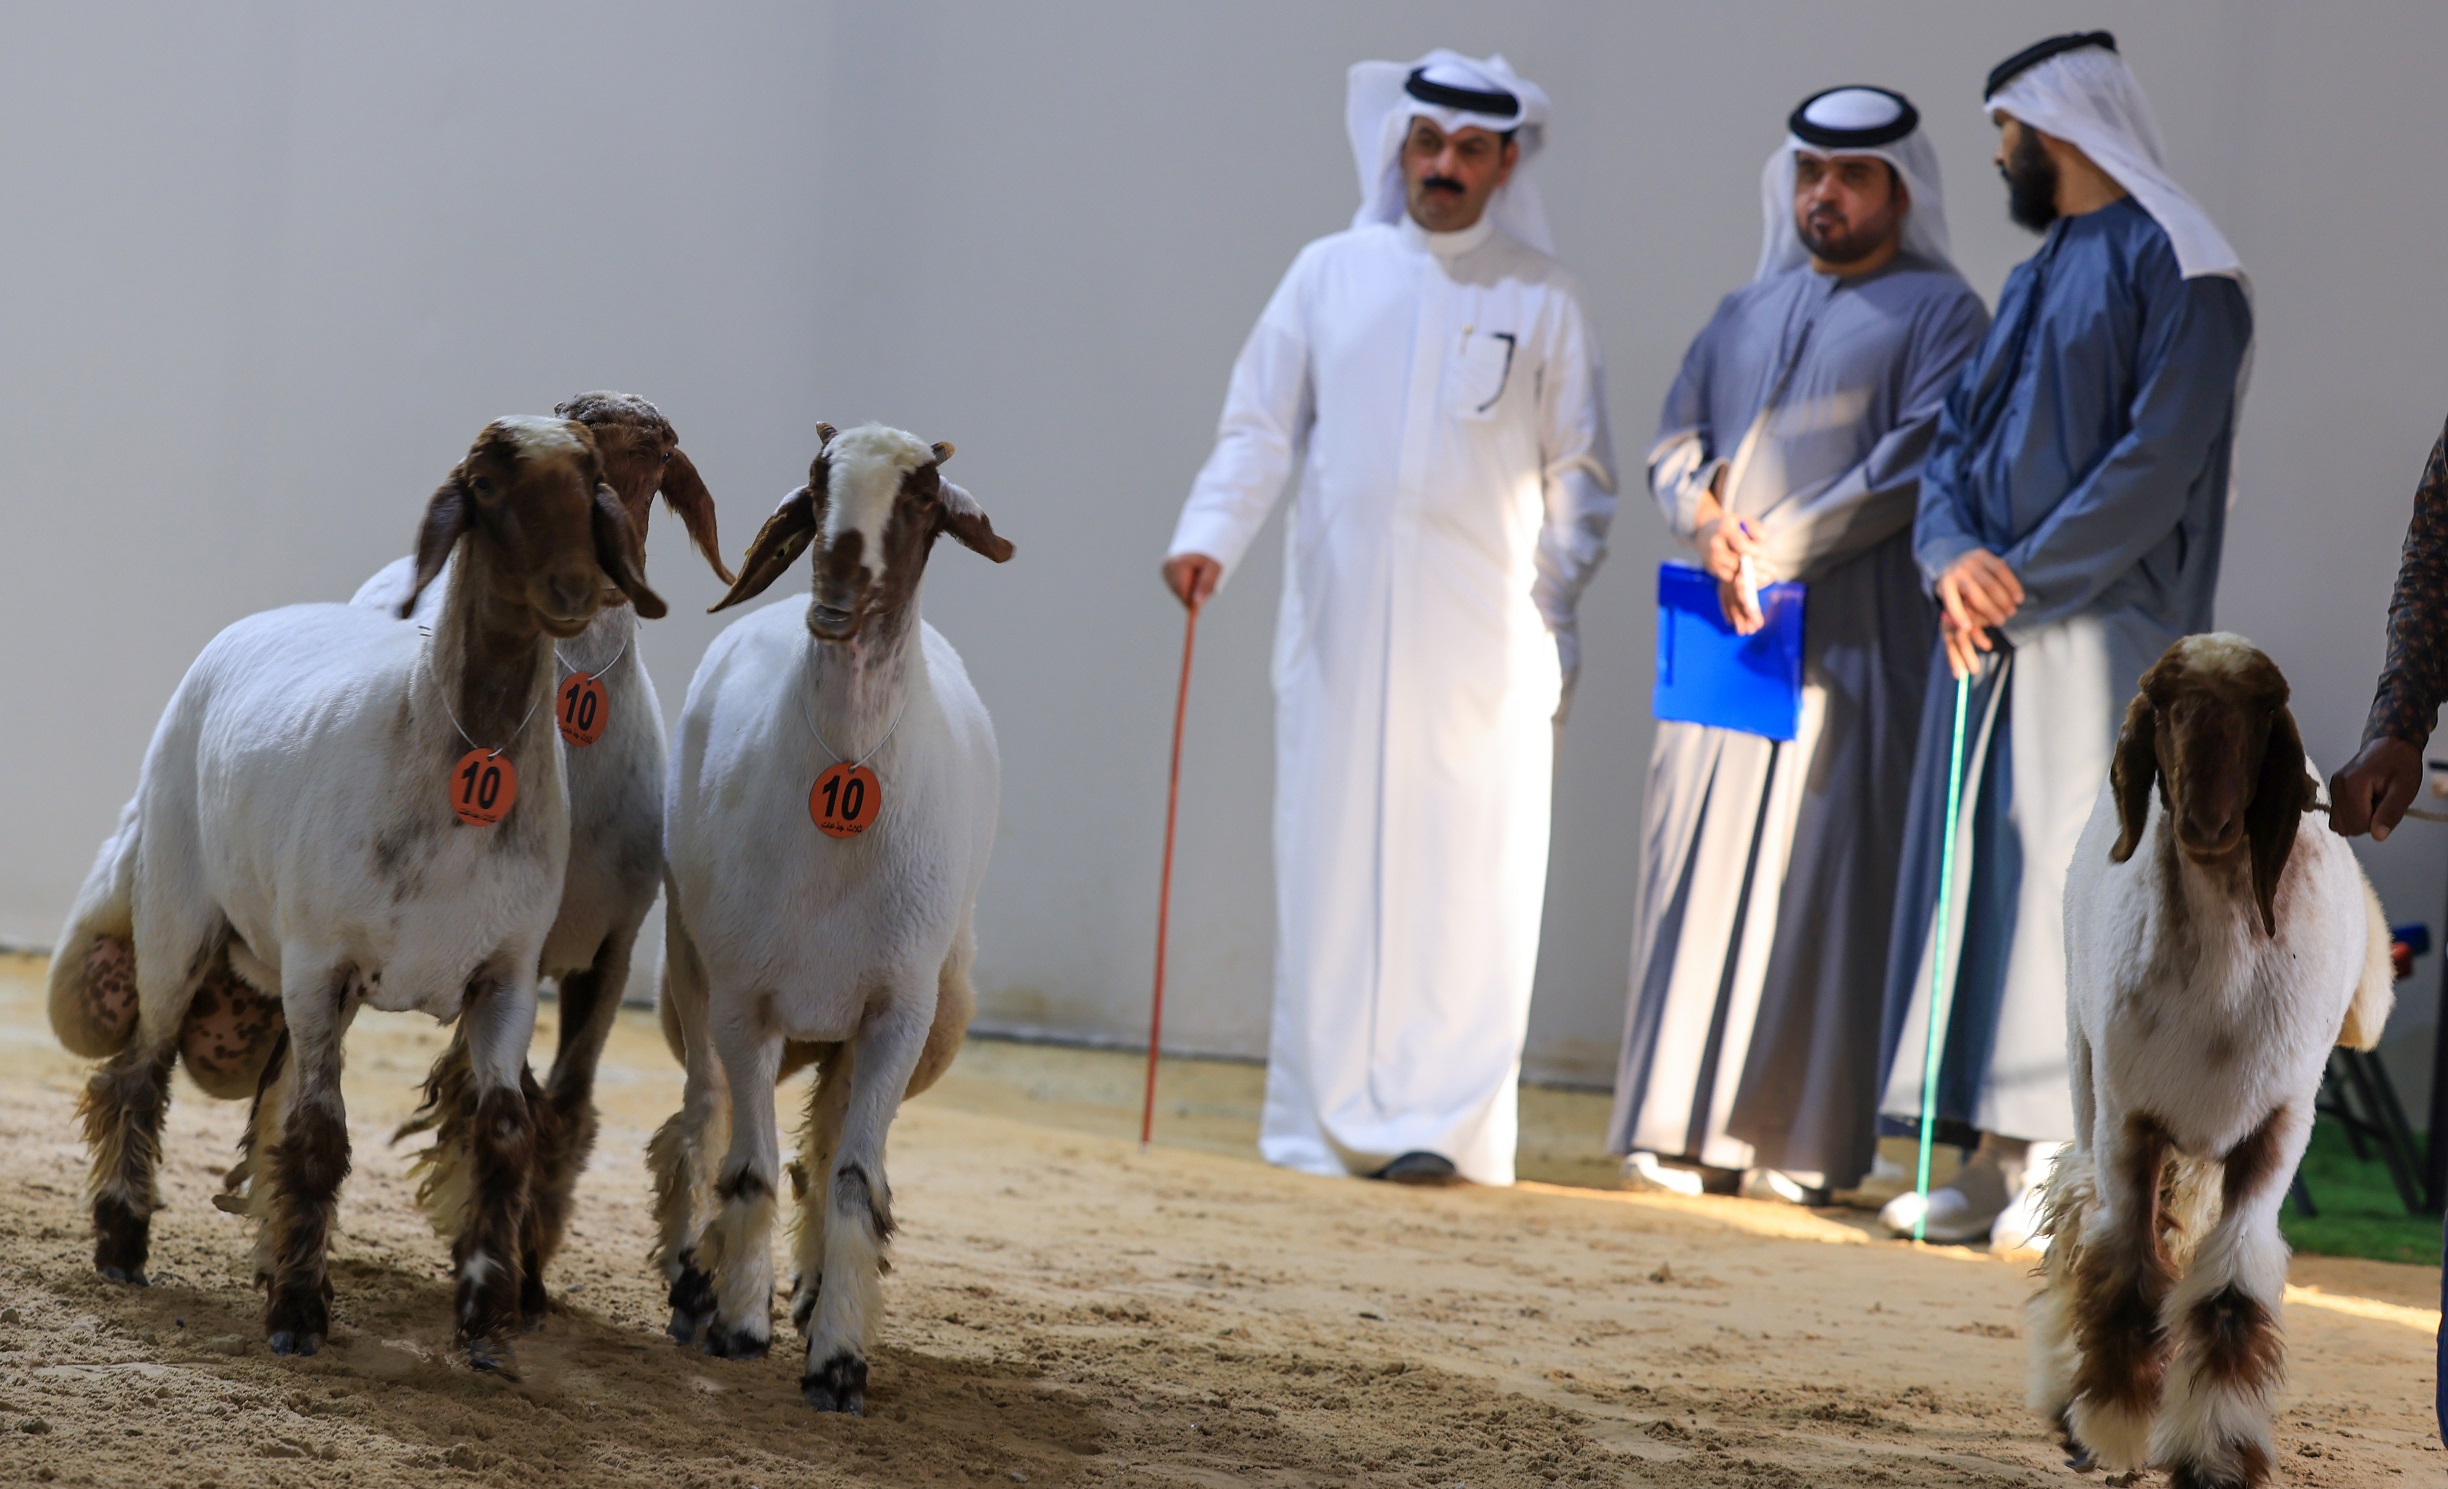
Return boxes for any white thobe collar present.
[1399,212,1497,258]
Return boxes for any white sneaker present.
[1621,1151,1706,1197]
[1990,1142,2068,1255]
[1739,1168,1829,1206]
[1879,1159,2011,1243]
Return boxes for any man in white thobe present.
[1163,50,1615,1187]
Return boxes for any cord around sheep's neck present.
[804,591,921,765]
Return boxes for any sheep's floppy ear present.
[2247,705,2313,938]
[709,485,817,613]
[403,476,470,618]
[658,448,734,586]
[2108,688,2158,863]
[592,484,668,620]
[937,478,1014,563]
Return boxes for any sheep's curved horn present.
[710,486,818,613]
[658,448,734,586]
[816,422,838,447]
[930,440,955,465]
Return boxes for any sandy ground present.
[0,951,2439,1488]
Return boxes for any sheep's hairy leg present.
[519,935,634,1319]
[262,963,356,1357]
[2027,1143,2095,1465]
[790,1043,851,1334]
[649,900,726,1344]
[236,1031,294,1287]
[2151,1106,2302,1489]
[2067,1114,2175,1471]
[450,971,540,1373]
[803,984,931,1416]
[83,918,236,1285]
[697,1006,783,1360]
[80,1038,178,1285]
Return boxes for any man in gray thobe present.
[1609,87,1988,1201]
[1875,33,2254,1245]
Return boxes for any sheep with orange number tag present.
[651,422,1013,1415]
[50,417,664,1375]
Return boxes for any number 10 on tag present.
[810,762,881,837]
[451,749,518,826]
[557,672,607,747]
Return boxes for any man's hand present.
[1935,548,2023,636]
[2331,735,2425,842]
[1940,612,1990,681]
[1699,515,1766,633]
[1716,577,1764,636]
[1697,513,1760,584]
[1162,553,1222,610]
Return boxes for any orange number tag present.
[557,672,608,747]
[451,749,518,826]
[810,762,881,838]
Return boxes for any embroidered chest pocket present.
[1443,327,1520,422]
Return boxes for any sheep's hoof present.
[701,1320,771,1359]
[91,1196,151,1284]
[2055,1409,2097,1472]
[464,1336,523,1380]
[518,1272,550,1331]
[665,1261,715,1346]
[267,1328,323,1358]
[802,1350,867,1415]
[265,1287,328,1357]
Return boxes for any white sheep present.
[60,417,664,1370]
[650,421,1011,1413]
[2030,633,2393,1488]
[352,391,728,1311]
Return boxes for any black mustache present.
[1422,175,1466,195]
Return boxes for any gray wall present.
[6,3,2447,1107]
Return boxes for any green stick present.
[1913,672,1972,1242]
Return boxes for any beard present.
[1798,210,1884,267]
[2002,129,2059,232]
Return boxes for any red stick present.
[1142,599,1201,1149]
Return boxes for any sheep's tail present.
[47,797,144,1058]
[2339,873,2396,1051]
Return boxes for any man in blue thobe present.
[1874,31,2255,1244]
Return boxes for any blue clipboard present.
[1653,561,1805,742]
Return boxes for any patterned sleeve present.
[2364,420,2448,748]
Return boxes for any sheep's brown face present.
[807,459,951,643]
[2151,675,2283,863]
[706,422,1013,625]
[554,391,732,592]
[2109,634,2312,937]
[406,416,668,637]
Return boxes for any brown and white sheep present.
[2030,633,2393,1487]
[60,417,663,1370]
[651,422,1011,1413]
[357,391,728,1318]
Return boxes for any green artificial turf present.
[2281,1116,2444,1266]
